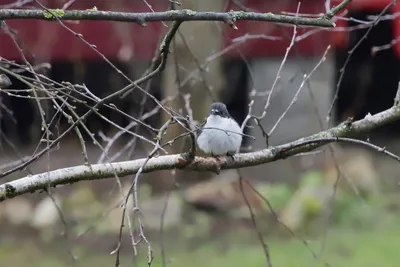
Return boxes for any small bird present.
[196,102,243,159]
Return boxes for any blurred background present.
[1,0,400,266]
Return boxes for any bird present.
[196,102,243,159]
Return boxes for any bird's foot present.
[178,151,195,168]
[226,152,235,163]
[183,151,195,162]
[212,154,221,162]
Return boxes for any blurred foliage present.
[278,168,384,233]
[256,182,294,211]
[299,171,325,187]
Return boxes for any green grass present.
[2,221,400,267]
[145,226,400,267]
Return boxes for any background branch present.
[0,9,336,27]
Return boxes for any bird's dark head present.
[209,102,230,118]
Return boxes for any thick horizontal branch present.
[1,104,399,201]
[0,9,335,27]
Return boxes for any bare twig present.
[111,118,174,266]
[238,173,272,267]
[322,0,352,20]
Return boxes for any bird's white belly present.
[197,116,242,156]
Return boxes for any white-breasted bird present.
[196,102,243,158]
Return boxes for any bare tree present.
[1,0,400,266]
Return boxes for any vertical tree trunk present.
[150,0,227,195]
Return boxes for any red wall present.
[0,0,394,61]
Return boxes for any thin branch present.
[238,173,272,267]
[322,0,352,20]
[0,9,336,27]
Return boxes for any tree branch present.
[1,102,400,201]
[0,9,336,27]
[323,0,353,20]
